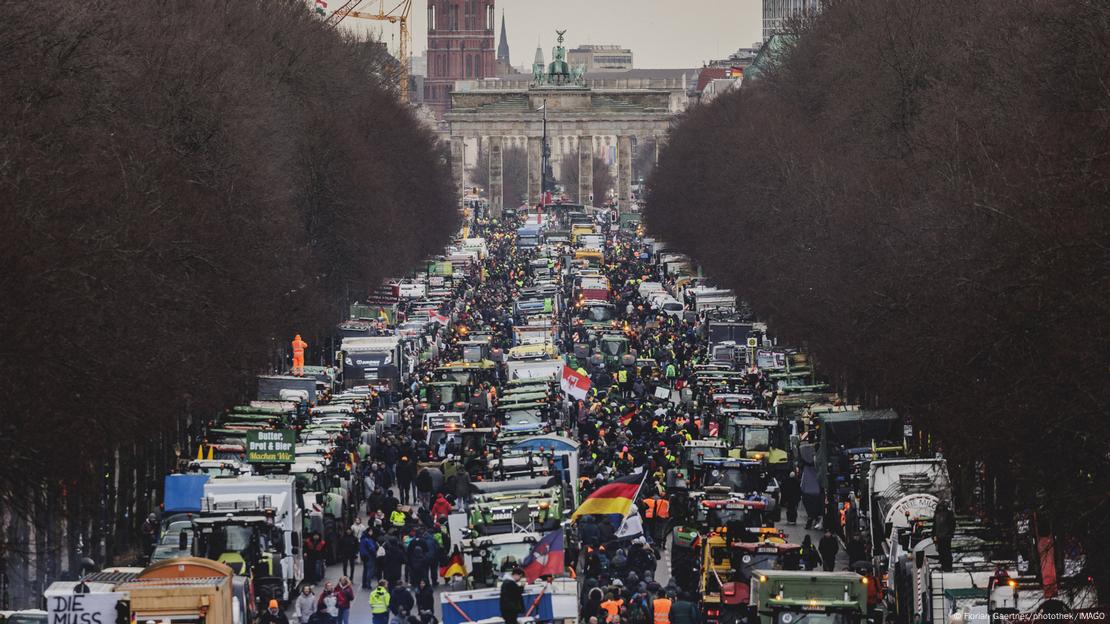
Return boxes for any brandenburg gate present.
[444,31,677,216]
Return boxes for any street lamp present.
[540,98,555,208]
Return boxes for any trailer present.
[440,579,578,624]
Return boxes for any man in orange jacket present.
[292,334,308,376]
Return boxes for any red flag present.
[522,530,565,582]
[560,365,591,400]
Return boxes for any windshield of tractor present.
[601,340,625,357]
[432,384,461,405]
[585,305,614,323]
[463,344,484,361]
[744,427,771,451]
[479,541,535,573]
[774,612,854,624]
[703,466,768,493]
[736,549,800,579]
[703,507,750,527]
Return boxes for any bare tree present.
[558,153,614,206]
[0,0,457,603]
[646,0,1110,588]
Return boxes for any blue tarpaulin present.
[509,435,579,453]
[163,474,209,513]
[441,588,553,624]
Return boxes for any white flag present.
[615,510,644,539]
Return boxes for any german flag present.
[619,407,637,427]
[439,548,467,579]
[571,472,644,519]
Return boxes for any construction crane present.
[326,0,412,103]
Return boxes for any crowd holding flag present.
[570,471,644,519]
[560,365,592,401]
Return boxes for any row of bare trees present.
[0,0,456,603]
[646,0,1110,582]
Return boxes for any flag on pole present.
[522,529,565,581]
[439,548,467,578]
[560,365,591,401]
[615,510,645,540]
[430,310,450,325]
[571,472,643,519]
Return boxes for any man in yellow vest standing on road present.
[369,579,390,624]
[652,590,672,624]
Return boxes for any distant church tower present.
[496,10,511,74]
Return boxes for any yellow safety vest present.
[390,510,406,526]
[369,588,391,613]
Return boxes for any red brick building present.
[425,0,496,119]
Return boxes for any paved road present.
[289,558,468,624]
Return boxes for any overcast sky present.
[339,0,763,69]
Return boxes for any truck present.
[256,375,317,404]
[116,557,253,624]
[466,476,564,535]
[340,335,405,392]
[749,570,868,624]
[439,579,579,623]
[815,409,904,506]
[576,276,611,302]
[193,475,303,606]
[517,225,543,249]
[864,458,951,561]
[506,357,563,382]
[691,287,738,314]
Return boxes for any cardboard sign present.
[48,592,124,624]
[245,429,296,463]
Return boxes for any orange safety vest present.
[643,498,656,519]
[652,598,672,624]
[655,498,670,519]
[601,599,624,621]
[840,502,851,529]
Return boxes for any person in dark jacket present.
[259,599,291,624]
[396,456,416,504]
[338,528,359,578]
[415,579,435,617]
[408,544,430,587]
[932,501,957,571]
[819,529,840,571]
[579,515,601,548]
[780,471,802,525]
[499,568,525,624]
[304,533,327,583]
[668,592,699,624]
[845,533,867,567]
[800,535,821,571]
[390,579,415,620]
[359,530,380,589]
[382,538,406,586]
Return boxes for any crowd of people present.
[281,206,855,624]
